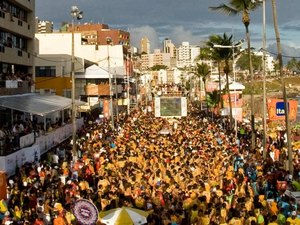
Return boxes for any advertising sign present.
[267,98,298,121]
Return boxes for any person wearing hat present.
[286,211,300,225]
[53,203,67,225]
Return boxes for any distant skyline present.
[36,0,300,61]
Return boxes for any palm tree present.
[210,0,262,149]
[206,33,234,129]
[270,0,293,174]
[207,90,220,119]
[195,62,210,110]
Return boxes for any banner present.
[267,98,298,121]
[0,171,7,200]
[222,93,243,108]
[72,199,99,225]
[103,99,110,119]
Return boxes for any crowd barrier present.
[0,118,84,176]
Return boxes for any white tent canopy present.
[0,93,84,116]
[220,81,245,91]
[77,64,126,79]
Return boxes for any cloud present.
[168,26,203,46]
[129,26,160,51]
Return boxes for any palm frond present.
[209,4,239,16]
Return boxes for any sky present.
[36,0,300,61]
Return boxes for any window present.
[35,66,56,77]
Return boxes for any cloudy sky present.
[36,0,300,59]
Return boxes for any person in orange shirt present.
[53,212,67,225]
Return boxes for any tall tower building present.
[140,37,150,54]
[163,38,176,58]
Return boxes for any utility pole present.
[70,6,83,161]
[106,37,114,130]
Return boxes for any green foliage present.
[236,53,262,71]
[286,58,300,72]
[206,90,220,108]
[149,65,168,71]
[195,63,210,83]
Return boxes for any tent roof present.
[220,81,245,90]
[0,94,84,116]
[77,64,126,79]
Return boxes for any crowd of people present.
[0,105,299,225]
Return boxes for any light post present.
[127,51,131,115]
[261,0,267,159]
[213,39,244,139]
[70,6,83,160]
[106,37,114,130]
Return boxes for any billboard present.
[267,98,298,121]
[222,92,243,108]
[155,97,187,117]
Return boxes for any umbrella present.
[99,207,148,225]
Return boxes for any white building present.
[254,51,275,72]
[176,42,200,68]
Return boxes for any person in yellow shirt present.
[199,210,210,225]
[286,211,300,225]
[268,215,279,225]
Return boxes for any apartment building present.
[0,0,35,95]
[140,36,150,54]
[140,49,171,70]
[35,17,53,33]
[177,42,200,68]
[66,23,130,48]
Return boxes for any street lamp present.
[261,0,267,159]
[106,37,114,130]
[71,6,83,160]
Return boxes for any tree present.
[195,62,210,110]
[206,33,234,129]
[286,58,298,74]
[236,53,262,71]
[271,0,293,174]
[149,65,168,71]
[210,0,262,149]
[206,90,221,118]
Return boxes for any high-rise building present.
[0,0,35,95]
[163,38,176,58]
[163,38,177,68]
[140,37,150,54]
[35,17,53,33]
[177,42,200,68]
[140,49,171,70]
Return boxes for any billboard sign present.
[267,99,298,121]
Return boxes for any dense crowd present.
[0,106,299,225]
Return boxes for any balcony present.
[0,80,31,95]
[0,11,34,39]
[0,46,33,66]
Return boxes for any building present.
[163,38,177,68]
[0,0,87,174]
[66,23,130,48]
[140,49,171,70]
[140,37,150,54]
[254,51,275,72]
[35,32,136,114]
[35,17,53,33]
[176,42,200,68]
[0,0,35,95]
[163,38,176,58]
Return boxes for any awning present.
[0,93,85,116]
